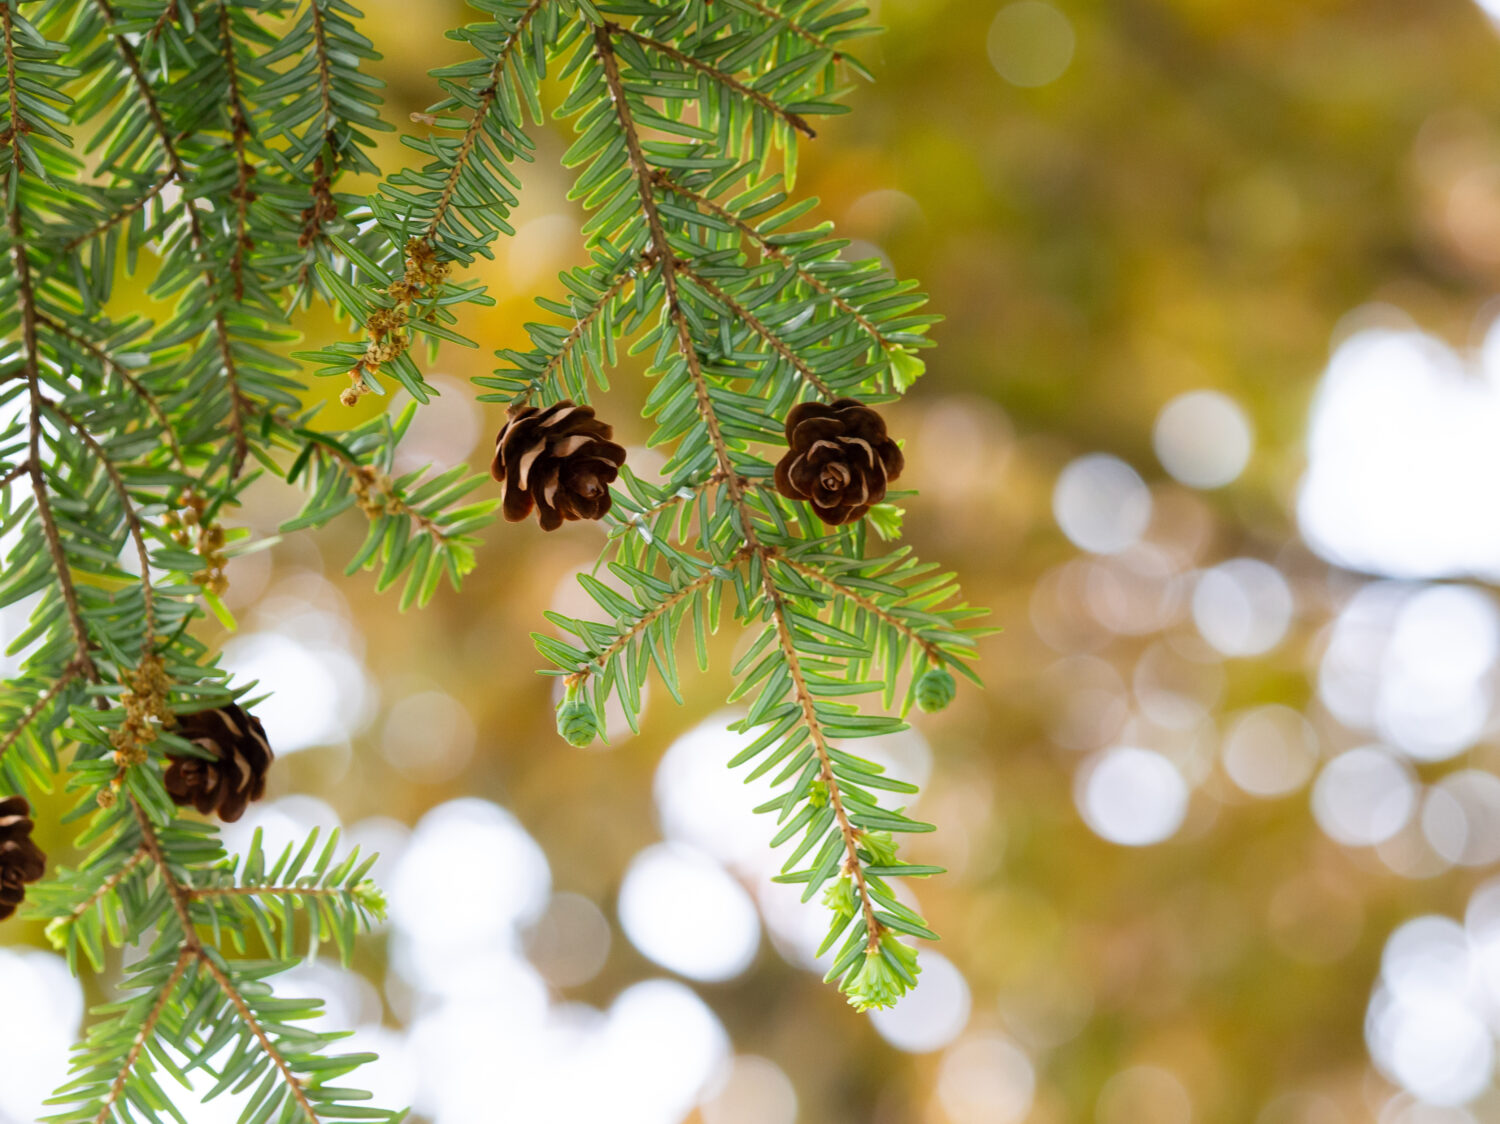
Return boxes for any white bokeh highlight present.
[1318,583,1498,763]
[0,950,82,1123]
[618,843,761,982]
[1300,322,1500,580]
[1191,558,1294,657]
[1312,747,1417,847]
[1368,916,1495,1106]
[1053,454,1152,555]
[1221,705,1320,798]
[1153,389,1254,488]
[1077,746,1189,846]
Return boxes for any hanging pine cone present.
[0,796,45,922]
[774,398,904,525]
[164,703,274,823]
[491,401,627,531]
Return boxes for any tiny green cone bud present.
[843,935,921,1012]
[890,347,926,392]
[858,829,899,866]
[915,667,957,713]
[822,875,856,920]
[556,690,599,748]
[353,880,388,921]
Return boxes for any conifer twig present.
[0,665,81,765]
[657,172,897,356]
[91,950,196,1124]
[595,24,883,952]
[88,0,250,478]
[609,22,817,138]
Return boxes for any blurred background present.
[13,0,1500,1120]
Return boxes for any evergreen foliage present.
[0,0,984,1115]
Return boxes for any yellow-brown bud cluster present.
[350,463,389,518]
[164,492,228,597]
[102,651,173,805]
[342,237,454,408]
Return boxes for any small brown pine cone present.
[491,401,627,531]
[0,796,46,922]
[774,398,905,525]
[164,704,274,824]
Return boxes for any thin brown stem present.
[133,802,200,948]
[186,883,350,900]
[759,569,883,949]
[60,172,173,254]
[37,313,190,475]
[147,0,180,40]
[198,952,321,1122]
[657,173,895,358]
[307,0,336,149]
[516,267,638,405]
[565,554,743,687]
[67,847,148,925]
[135,807,326,1116]
[293,0,339,285]
[43,399,158,641]
[91,950,195,1124]
[313,446,450,543]
[773,552,944,664]
[596,27,881,951]
[423,0,544,244]
[90,0,249,478]
[611,23,816,138]
[0,459,31,490]
[216,0,253,303]
[606,470,727,533]
[5,10,100,685]
[735,0,845,59]
[0,664,80,765]
[678,264,835,398]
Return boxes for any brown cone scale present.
[491,401,627,531]
[164,704,274,824]
[0,795,45,921]
[774,398,904,525]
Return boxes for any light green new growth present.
[0,0,983,1116]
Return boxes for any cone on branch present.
[164,703,274,823]
[491,401,627,531]
[0,796,46,922]
[915,667,957,713]
[774,398,904,525]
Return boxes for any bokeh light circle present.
[389,798,551,953]
[0,950,83,1122]
[524,892,613,989]
[1221,705,1320,798]
[618,843,760,982]
[1423,771,1500,867]
[937,1034,1036,1124]
[1053,454,1152,555]
[987,1,1075,88]
[1191,558,1294,657]
[1097,1065,1193,1124]
[1368,986,1493,1106]
[1077,746,1189,846]
[1153,389,1254,488]
[700,1055,798,1124]
[1312,747,1417,847]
